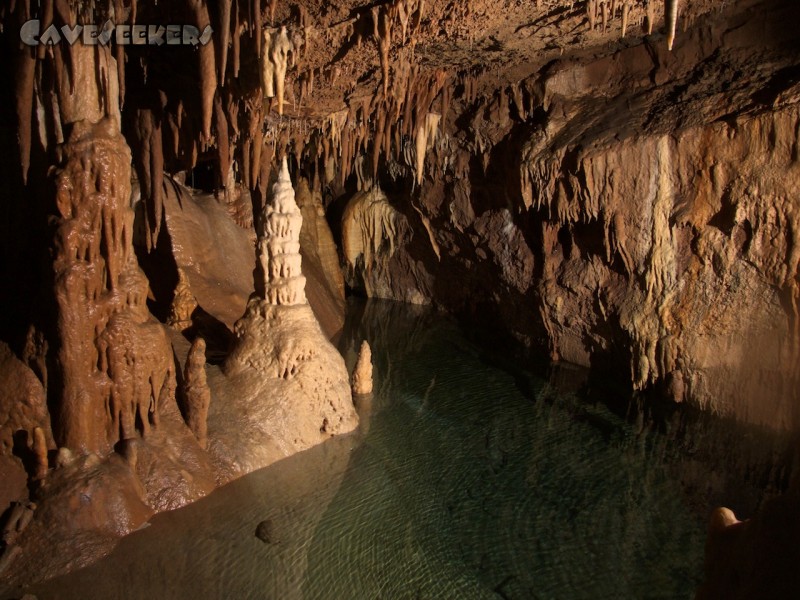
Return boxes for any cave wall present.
[338,0,800,429]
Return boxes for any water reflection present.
[25,299,796,599]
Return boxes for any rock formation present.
[167,269,198,332]
[182,338,211,450]
[256,157,307,306]
[212,157,358,481]
[352,341,374,396]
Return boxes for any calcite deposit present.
[352,341,374,396]
[214,157,358,481]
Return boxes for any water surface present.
[31,299,793,599]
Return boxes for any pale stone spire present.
[257,157,307,306]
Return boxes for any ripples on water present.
[28,299,795,600]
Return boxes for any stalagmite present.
[33,426,48,480]
[183,337,211,449]
[665,0,678,50]
[352,341,373,395]
[257,157,307,305]
[53,117,176,453]
[167,269,198,331]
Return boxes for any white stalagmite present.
[257,156,307,305]
[352,340,374,395]
[665,0,679,51]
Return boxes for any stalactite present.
[440,80,452,130]
[414,112,440,186]
[373,103,387,183]
[397,0,409,45]
[214,94,230,192]
[218,0,232,83]
[621,2,629,38]
[269,0,278,26]
[189,0,217,140]
[133,108,164,250]
[36,0,53,61]
[374,6,393,97]
[232,0,241,78]
[254,0,262,57]
[665,0,678,51]
[647,0,654,35]
[261,29,275,98]
[16,48,35,184]
[271,26,293,115]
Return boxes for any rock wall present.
[339,0,800,430]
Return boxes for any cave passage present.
[25,299,792,600]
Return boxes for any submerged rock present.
[255,519,276,544]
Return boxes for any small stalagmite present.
[183,337,211,449]
[168,269,198,331]
[33,426,48,481]
[352,341,374,395]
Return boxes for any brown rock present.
[183,338,211,449]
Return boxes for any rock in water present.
[255,519,275,544]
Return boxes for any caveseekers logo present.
[20,19,213,46]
